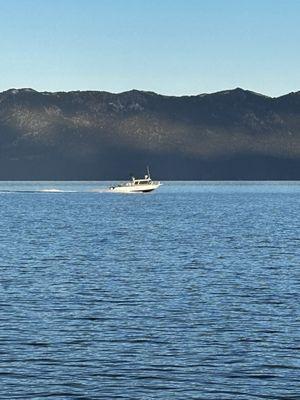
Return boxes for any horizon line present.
[1,86,300,99]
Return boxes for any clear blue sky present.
[0,0,299,97]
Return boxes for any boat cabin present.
[132,175,152,185]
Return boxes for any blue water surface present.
[0,181,299,399]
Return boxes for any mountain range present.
[0,87,299,180]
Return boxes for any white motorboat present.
[109,167,161,193]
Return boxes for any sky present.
[0,0,299,97]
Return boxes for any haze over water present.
[1,182,299,399]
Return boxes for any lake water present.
[0,182,299,399]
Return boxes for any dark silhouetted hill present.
[0,87,299,179]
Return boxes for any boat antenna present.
[146,165,151,179]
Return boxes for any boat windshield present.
[134,179,151,185]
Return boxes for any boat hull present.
[110,183,161,193]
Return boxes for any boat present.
[109,167,161,193]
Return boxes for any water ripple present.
[0,182,299,399]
